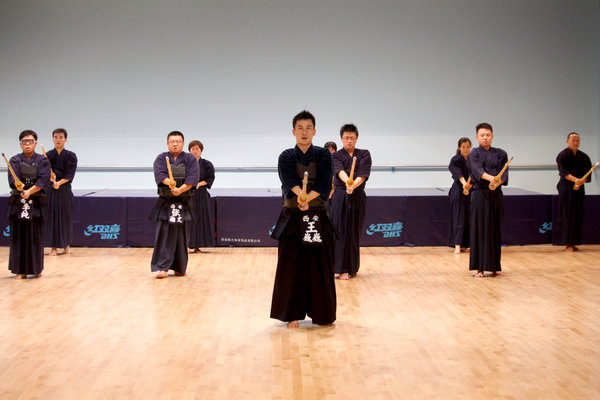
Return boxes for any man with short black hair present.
[150,131,199,279]
[45,128,78,256]
[324,141,337,153]
[7,130,51,279]
[468,122,508,278]
[330,123,371,280]
[554,132,592,251]
[270,110,336,327]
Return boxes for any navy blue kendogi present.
[468,146,508,273]
[45,148,78,249]
[7,152,51,276]
[448,153,470,248]
[150,151,199,275]
[270,144,336,325]
[330,147,371,276]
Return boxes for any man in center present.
[270,110,336,327]
[150,131,199,279]
[330,124,372,280]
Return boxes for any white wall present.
[1,0,598,194]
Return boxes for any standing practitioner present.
[468,123,508,278]
[330,124,372,280]
[448,137,472,254]
[270,110,336,327]
[554,132,593,252]
[188,140,216,253]
[45,128,78,256]
[150,131,199,279]
[5,130,51,279]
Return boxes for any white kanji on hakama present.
[301,213,322,244]
[169,203,184,224]
[18,198,34,221]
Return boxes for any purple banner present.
[72,197,127,247]
[217,196,281,247]
[0,192,598,248]
[503,194,552,245]
[360,196,406,246]
[125,197,156,247]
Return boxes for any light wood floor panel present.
[0,245,599,399]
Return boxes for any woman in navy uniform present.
[448,137,471,254]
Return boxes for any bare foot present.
[573,246,579,251]
[156,271,168,279]
[473,272,484,278]
[63,246,70,255]
[14,274,25,280]
[565,245,575,252]
[174,271,186,277]
[339,273,350,280]
[287,320,299,328]
[49,248,58,256]
[35,273,42,278]
[454,245,461,254]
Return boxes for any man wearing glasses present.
[330,124,372,280]
[7,130,51,279]
[150,131,199,279]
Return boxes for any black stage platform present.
[0,188,598,247]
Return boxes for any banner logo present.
[538,222,552,234]
[366,222,403,238]
[84,224,121,239]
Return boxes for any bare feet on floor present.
[565,245,578,252]
[63,246,70,255]
[14,274,26,280]
[49,248,58,256]
[156,271,168,279]
[473,272,484,278]
[454,245,461,254]
[338,273,350,280]
[287,320,299,328]
[174,271,186,277]
[189,248,202,254]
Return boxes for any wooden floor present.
[0,245,599,400]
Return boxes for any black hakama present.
[45,148,77,248]
[553,148,592,246]
[448,154,470,247]
[8,201,46,276]
[7,153,51,276]
[150,215,191,274]
[270,145,336,325]
[189,158,216,248]
[330,148,371,275]
[150,151,199,274]
[468,146,508,273]
[469,189,503,272]
[270,208,337,325]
